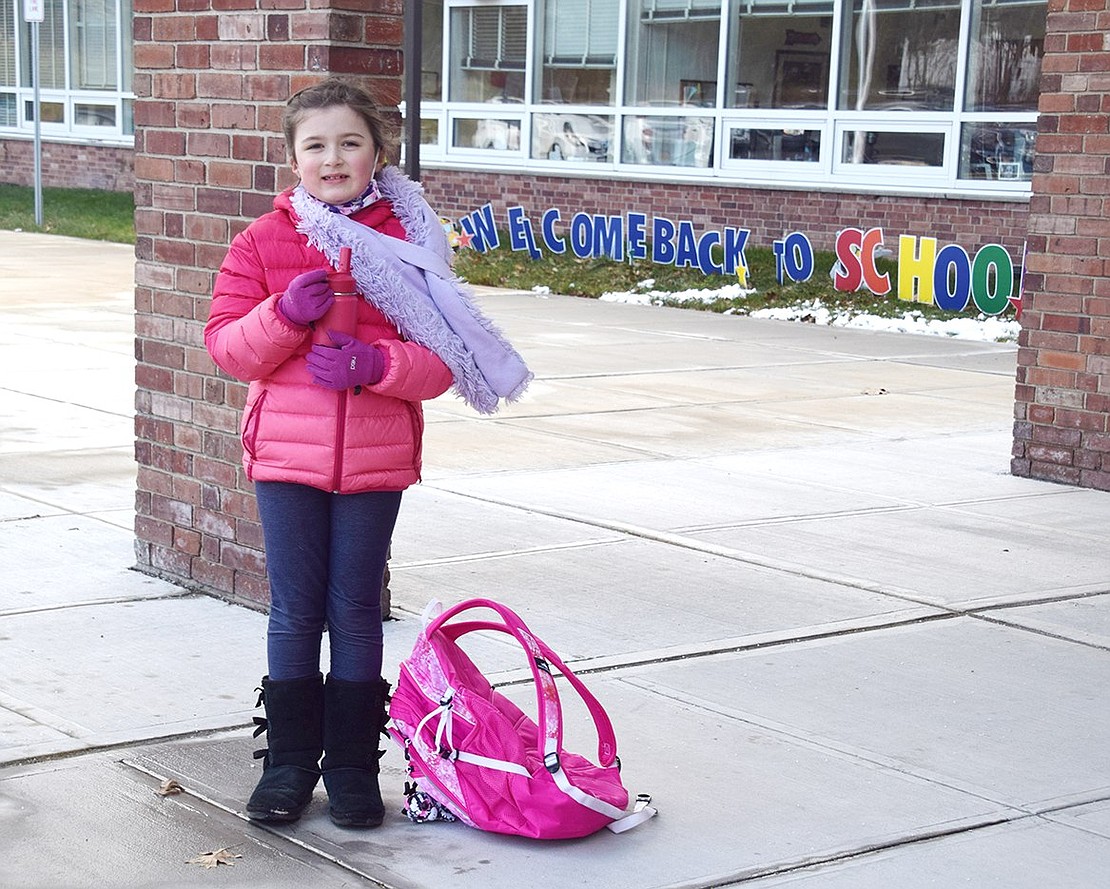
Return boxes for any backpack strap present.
[427,599,620,770]
[440,619,619,768]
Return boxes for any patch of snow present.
[599,287,1019,343]
[600,283,757,306]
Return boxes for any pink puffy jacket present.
[204,191,454,494]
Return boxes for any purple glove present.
[278,268,333,326]
[306,331,386,390]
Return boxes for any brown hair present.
[283,77,397,165]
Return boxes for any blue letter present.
[628,212,648,260]
[721,227,750,276]
[541,208,565,255]
[593,214,624,261]
[772,239,787,284]
[507,206,541,260]
[652,217,677,265]
[697,231,723,276]
[459,203,499,253]
[933,244,971,312]
[570,212,593,259]
[783,232,814,283]
[675,221,699,270]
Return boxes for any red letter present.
[861,227,892,295]
[834,228,863,291]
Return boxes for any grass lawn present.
[0,184,135,244]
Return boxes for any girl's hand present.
[306,332,386,389]
[278,269,334,326]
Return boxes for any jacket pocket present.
[241,388,269,468]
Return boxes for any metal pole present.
[403,0,422,182]
[31,20,43,227]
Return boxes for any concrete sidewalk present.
[1,229,1109,888]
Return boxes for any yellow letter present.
[898,235,936,305]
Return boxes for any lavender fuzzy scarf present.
[291,167,532,414]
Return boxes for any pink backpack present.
[387,598,655,839]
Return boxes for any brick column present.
[132,0,403,602]
[1013,0,1110,491]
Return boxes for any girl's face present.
[290,105,380,205]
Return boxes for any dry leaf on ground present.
[186,847,242,869]
[156,779,183,796]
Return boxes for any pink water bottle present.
[312,246,359,346]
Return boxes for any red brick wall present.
[0,139,134,191]
[1012,0,1110,491]
[132,0,405,604]
[422,171,1031,255]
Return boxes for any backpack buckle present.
[544,751,560,774]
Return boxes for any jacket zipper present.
[332,388,348,492]
[406,402,423,482]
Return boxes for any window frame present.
[403,0,1046,198]
[0,0,134,145]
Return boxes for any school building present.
[3,0,1045,246]
[1,0,1106,602]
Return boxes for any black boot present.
[321,675,391,828]
[246,674,324,823]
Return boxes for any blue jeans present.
[254,482,401,683]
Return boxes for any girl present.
[204,78,529,829]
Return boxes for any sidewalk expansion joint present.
[0,587,199,619]
[966,607,1110,653]
[120,758,402,889]
[0,723,253,771]
[0,384,133,418]
[486,611,959,686]
[676,811,1044,887]
[420,485,950,609]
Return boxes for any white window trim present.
[415,0,1040,199]
[0,0,135,144]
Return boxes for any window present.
[423,0,444,101]
[623,114,714,166]
[730,126,821,162]
[449,4,527,102]
[454,116,522,150]
[841,128,945,167]
[1,0,14,126]
[839,0,962,112]
[627,1,723,107]
[1,0,133,140]
[1,1,14,87]
[22,0,66,89]
[531,111,613,160]
[727,0,833,110]
[965,0,1044,112]
[960,122,1035,180]
[420,0,1045,194]
[539,0,619,103]
[71,0,118,91]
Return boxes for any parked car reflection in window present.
[532,113,612,162]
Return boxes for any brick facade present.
[0,139,134,192]
[1012,0,1110,491]
[420,171,1031,256]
